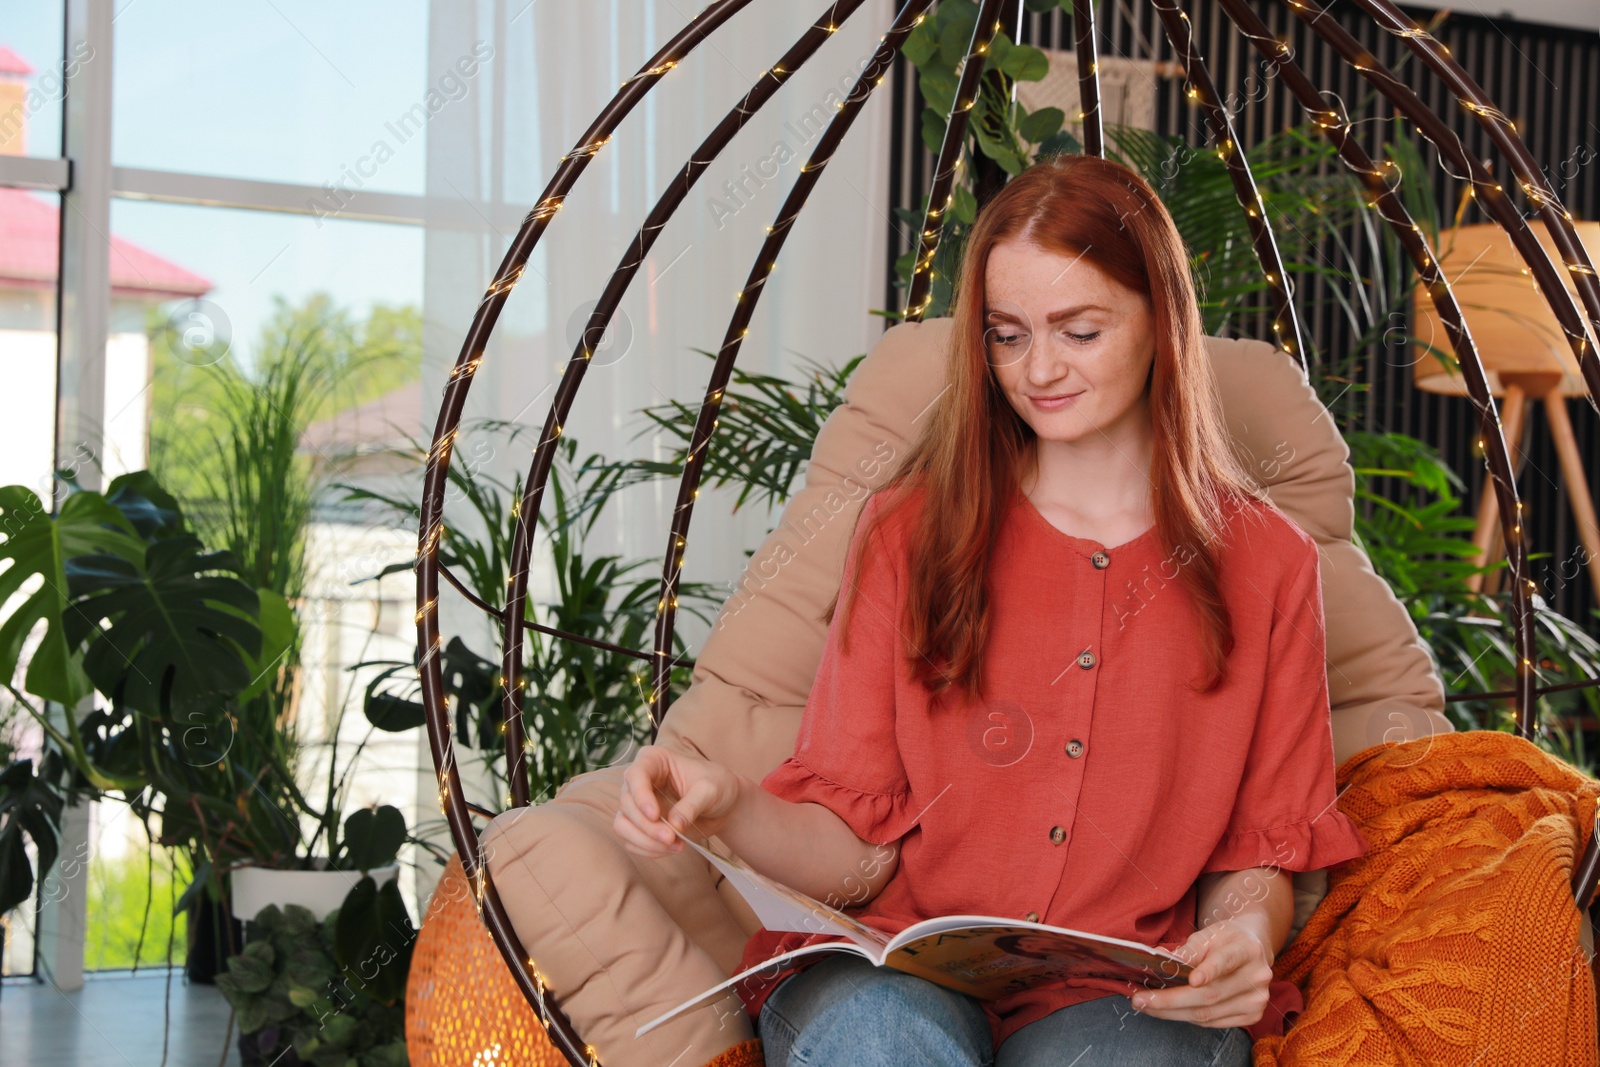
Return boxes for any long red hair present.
[827,154,1269,699]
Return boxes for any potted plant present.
[342,430,726,809]
[215,870,414,1067]
[230,804,406,927]
[0,304,433,989]
[218,804,413,1067]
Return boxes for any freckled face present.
[982,238,1157,445]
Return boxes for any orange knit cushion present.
[1252,730,1599,1066]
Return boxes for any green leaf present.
[1019,105,1065,143]
[320,1012,359,1047]
[238,589,297,702]
[921,107,950,156]
[172,861,213,917]
[237,998,275,1036]
[284,944,337,989]
[332,876,415,1005]
[901,21,939,67]
[223,941,277,995]
[0,486,140,706]
[64,533,263,717]
[919,68,957,117]
[0,757,63,914]
[985,32,1013,70]
[935,0,979,34]
[278,903,320,943]
[338,805,405,872]
[998,43,1049,81]
[361,684,425,733]
[951,183,979,226]
[938,18,974,67]
[102,471,186,540]
[286,984,323,1009]
[364,1043,410,1067]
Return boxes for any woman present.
[613,154,1368,1066]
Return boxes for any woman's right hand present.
[614,744,743,858]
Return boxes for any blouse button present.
[1065,738,1085,758]
[1025,911,1040,923]
[1090,550,1110,569]
[1049,825,1066,844]
[1077,650,1097,670]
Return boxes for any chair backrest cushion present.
[657,316,1450,780]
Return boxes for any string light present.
[406,1,1596,1053]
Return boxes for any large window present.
[0,1,430,984]
[112,0,428,193]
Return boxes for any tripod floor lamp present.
[1411,218,1600,604]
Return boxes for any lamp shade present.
[1410,218,1599,397]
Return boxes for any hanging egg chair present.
[408,2,1600,1064]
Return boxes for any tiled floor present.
[0,971,242,1067]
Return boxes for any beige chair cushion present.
[482,316,1452,1067]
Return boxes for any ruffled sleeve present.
[759,494,921,848]
[1201,538,1370,874]
[761,756,919,846]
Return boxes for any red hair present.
[827,154,1269,699]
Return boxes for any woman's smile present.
[1029,390,1084,411]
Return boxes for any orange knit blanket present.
[1253,729,1600,1066]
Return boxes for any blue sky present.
[7,0,431,359]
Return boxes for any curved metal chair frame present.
[413,1,1600,1062]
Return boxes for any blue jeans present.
[757,953,1254,1067]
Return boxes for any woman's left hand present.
[1127,918,1274,1028]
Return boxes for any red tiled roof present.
[300,380,421,454]
[0,46,33,77]
[0,187,213,299]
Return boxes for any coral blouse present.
[734,484,1369,1049]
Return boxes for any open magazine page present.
[635,828,1196,1039]
[632,828,895,1039]
[673,826,892,952]
[883,922,1193,999]
[632,941,866,1038]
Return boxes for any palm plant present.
[342,426,725,809]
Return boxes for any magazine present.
[633,826,1194,1038]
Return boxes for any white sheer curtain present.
[415,0,897,845]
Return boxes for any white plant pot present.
[230,863,400,923]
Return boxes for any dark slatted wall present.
[883,0,1600,628]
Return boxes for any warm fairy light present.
[487,263,526,298]
[428,427,459,464]
[561,135,613,161]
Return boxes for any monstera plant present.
[0,471,420,977]
[0,472,288,919]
